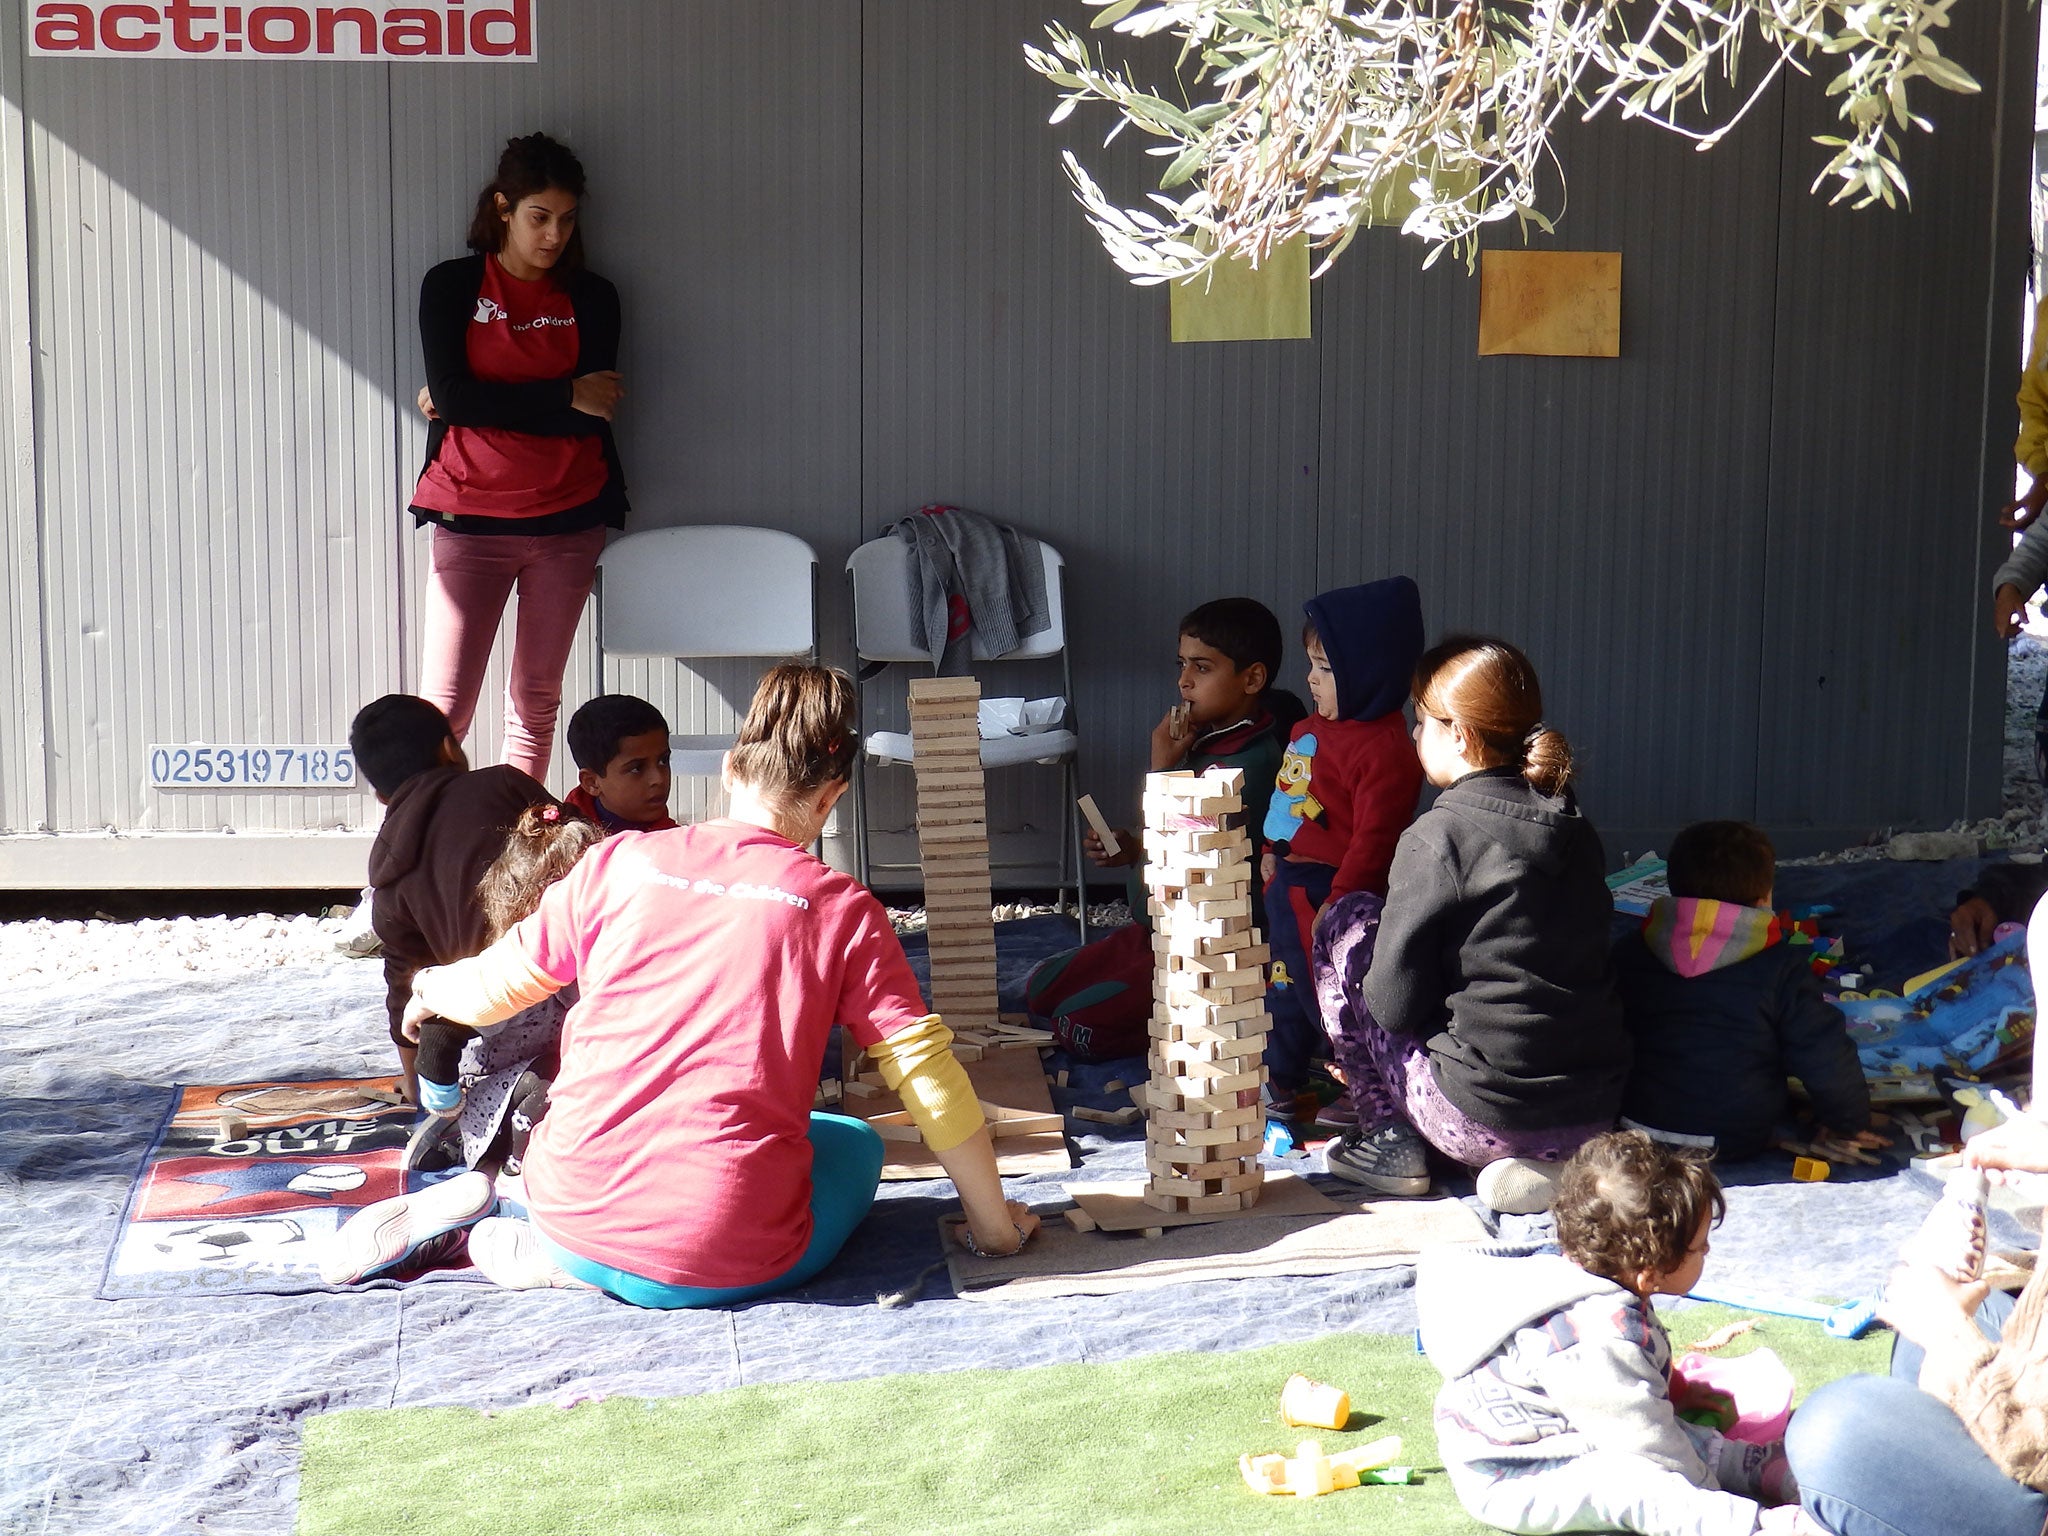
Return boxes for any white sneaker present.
[333,886,381,958]
[468,1216,593,1291]
[1476,1157,1561,1215]
[319,1169,496,1284]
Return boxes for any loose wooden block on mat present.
[864,1047,1069,1180]
[945,1195,1492,1300]
[1065,1172,1338,1232]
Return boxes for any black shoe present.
[1324,1123,1431,1196]
[401,1108,463,1173]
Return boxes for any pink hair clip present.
[540,803,561,823]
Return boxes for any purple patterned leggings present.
[1311,891,1612,1169]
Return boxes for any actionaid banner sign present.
[28,0,535,58]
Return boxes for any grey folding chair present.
[595,525,819,781]
[846,534,1088,940]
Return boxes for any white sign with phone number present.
[149,744,359,789]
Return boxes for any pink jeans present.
[419,524,605,783]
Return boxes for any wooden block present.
[920,822,991,846]
[1074,1105,1135,1125]
[1063,1207,1098,1233]
[917,805,989,827]
[1076,793,1120,857]
[988,1022,1054,1043]
[842,1080,881,1099]
[980,1101,1065,1137]
[866,1111,925,1143]
[1147,1079,1252,1114]
[907,676,983,701]
[1183,1193,1245,1215]
[1160,1035,1265,1068]
[1217,1170,1264,1194]
[1146,1150,1256,1179]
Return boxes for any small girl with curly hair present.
[1419,1130,1819,1536]
[404,802,605,1172]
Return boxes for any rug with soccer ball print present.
[98,1077,487,1299]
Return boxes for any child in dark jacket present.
[351,695,554,1106]
[1318,635,1627,1210]
[1615,821,1879,1163]
[1260,576,1426,1123]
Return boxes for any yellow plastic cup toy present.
[1280,1373,1351,1430]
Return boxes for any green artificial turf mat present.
[297,1305,1891,1536]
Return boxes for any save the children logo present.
[474,296,507,324]
[28,1,538,60]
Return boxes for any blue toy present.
[1686,1283,1879,1339]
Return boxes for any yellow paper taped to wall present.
[1170,235,1312,343]
[1477,250,1621,358]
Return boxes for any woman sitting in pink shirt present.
[322,664,1036,1304]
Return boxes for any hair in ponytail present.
[477,803,604,940]
[1413,634,1576,797]
[466,131,588,272]
[727,664,859,809]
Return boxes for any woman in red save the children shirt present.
[410,132,628,783]
[339,665,1039,1306]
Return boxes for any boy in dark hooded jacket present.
[350,695,554,1106]
[1259,576,1426,1122]
[1614,821,1877,1162]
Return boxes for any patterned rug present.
[99,1076,483,1299]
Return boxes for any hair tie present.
[540,803,561,824]
[1524,722,1550,748]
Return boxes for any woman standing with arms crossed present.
[411,131,627,784]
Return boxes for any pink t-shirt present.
[510,821,928,1289]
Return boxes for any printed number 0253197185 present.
[148,744,359,790]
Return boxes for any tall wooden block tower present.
[907,676,999,1030]
[1140,767,1271,1213]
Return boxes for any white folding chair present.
[595,525,819,779]
[846,534,1088,939]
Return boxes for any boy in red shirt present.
[1260,576,1426,1126]
[563,693,677,834]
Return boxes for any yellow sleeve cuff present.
[866,1014,987,1153]
[413,934,562,1028]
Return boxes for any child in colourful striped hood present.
[1612,821,1881,1162]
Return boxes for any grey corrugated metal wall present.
[0,0,2030,886]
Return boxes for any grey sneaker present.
[1476,1156,1561,1215]
[1324,1123,1432,1196]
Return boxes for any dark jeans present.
[1263,858,1335,1092]
[1788,1289,2044,1536]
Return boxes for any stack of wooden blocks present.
[907,676,999,1032]
[1140,766,1272,1214]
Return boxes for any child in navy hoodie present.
[1260,576,1426,1124]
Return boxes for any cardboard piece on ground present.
[1066,1170,1338,1232]
[1169,236,1312,344]
[943,1195,1490,1301]
[862,1046,1070,1181]
[1477,249,1621,358]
